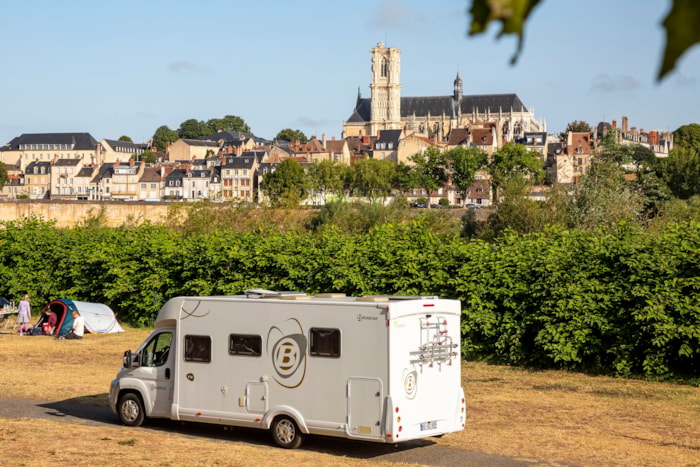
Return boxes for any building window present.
[184,335,211,363]
[309,328,341,358]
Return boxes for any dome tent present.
[38,299,124,336]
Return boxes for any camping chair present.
[0,311,18,331]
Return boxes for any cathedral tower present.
[369,43,402,135]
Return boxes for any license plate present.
[420,420,437,431]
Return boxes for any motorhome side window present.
[184,335,211,363]
[229,334,262,356]
[141,332,172,367]
[309,328,341,358]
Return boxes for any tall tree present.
[409,147,448,207]
[135,150,158,164]
[559,120,592,142]
[349,158,396,203]
[178,119,208,140]
[489,142,544,203]
[275,129,308,143]
[673,123,700,151]
[261,159,310,208]
[207,115,251,134]
[152,126,179,152]
[567,158,644,229]
[447,146,488,207]
[0,162,8,190]
[659,146,700,199]
[308,160,347,203]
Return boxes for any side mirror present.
[123,350,132,368]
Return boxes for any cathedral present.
[343,43,545,144]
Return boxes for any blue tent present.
[38,299,124,336]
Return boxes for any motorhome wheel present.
[118,393,145,427]
[271,416,305,449]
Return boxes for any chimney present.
[612,119,617,128]
[129,158,134,166]
[622,116,629,133]
[322,133,327,150]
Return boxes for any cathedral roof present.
[346,99,371,123]
[347,93,529,123]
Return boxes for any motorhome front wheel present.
[118,393,145,427]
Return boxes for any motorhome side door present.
[135,329,174,417]
[347,377,384,439]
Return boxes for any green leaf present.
[468,0,542,64]
[659,0,700,80]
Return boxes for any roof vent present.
[356,295,389,302]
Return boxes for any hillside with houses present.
[0,114,673,207]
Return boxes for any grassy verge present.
[1,328,698,466]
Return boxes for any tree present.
[447,146,488,207]
[308,160,347,203]
[275,129,308,143]
[178,119,208,140]
[152,126,179,152]
[261,159,310,208]
[118,135,133,143]
[207,115,251,134]
[465,0,700,80]
[409,147,448,207]
[559,120,592,142]
[349,158,396,203]
[489,142,544,203]
[567,157,644,229]
[658,146,700,199]
[0,162,8,190]
[135,150,158,164]
[673,123,700,151]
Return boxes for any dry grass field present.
[0,327,699,466]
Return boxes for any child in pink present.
[17,294,31,336]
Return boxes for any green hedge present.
[1,217,698,380]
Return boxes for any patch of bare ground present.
[0,328,698,466]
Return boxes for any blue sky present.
[1,0,697,144]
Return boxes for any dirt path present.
[0,396,546,466]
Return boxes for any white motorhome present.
[109,290,466,448]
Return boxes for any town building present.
[0,133,100,170]
[343,43,545,145]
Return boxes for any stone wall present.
[0,200,174,228]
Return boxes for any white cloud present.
[590,74,640,93]
[673,72,697,87]
[367,0,427,31]
[167,61,210,74]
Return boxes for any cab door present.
[133,330,174,417]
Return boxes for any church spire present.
[453,72,463,101]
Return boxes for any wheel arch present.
[116,379,153,416]
[262,406,309,434]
